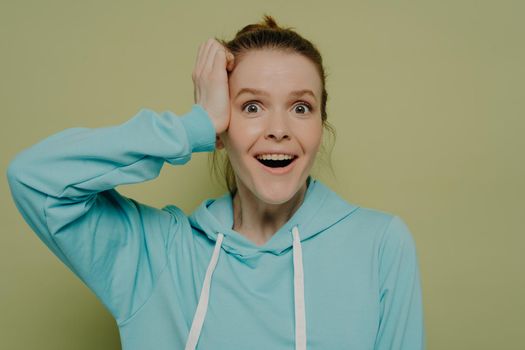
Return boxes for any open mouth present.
[255,155,298,168]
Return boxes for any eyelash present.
[242,101,313,114]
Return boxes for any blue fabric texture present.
[7,104,425,349]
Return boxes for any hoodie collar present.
[188,177,359,258]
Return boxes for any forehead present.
[229,50,322,98]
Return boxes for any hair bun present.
[235,14,289,37]
[262,14,278,29]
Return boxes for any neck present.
[232,181,308,246]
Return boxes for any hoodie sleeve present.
[374,216,425,350]
[6,104,216,324]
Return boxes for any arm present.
[6,104,216,324]
[375,216,426,350]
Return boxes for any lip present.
[254,156,298,175]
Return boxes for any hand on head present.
[192,38,235,136]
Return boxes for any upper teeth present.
[256,154,295,160]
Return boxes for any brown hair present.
[210,14,336,194]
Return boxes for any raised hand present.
[192,38,235,135]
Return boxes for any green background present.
[1,0,523,349]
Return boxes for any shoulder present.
[312,179,413,241]
[365,212,418,271]
[162,203,187,218]
[334,198,416,252]
[352,206,415,250]
[338,204,420,283]
[160,203,192,231]
[161,204,192,229]
[355,207,413,241]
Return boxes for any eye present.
[294,102,312,114]
[242,102,261,114]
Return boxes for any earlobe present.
[215,135,224,150]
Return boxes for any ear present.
[215,135,224,150]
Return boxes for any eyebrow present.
[235,88,317,101]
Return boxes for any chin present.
[252,177,304,205]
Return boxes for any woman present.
[7,15,424,350]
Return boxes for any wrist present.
[180,104,217,152]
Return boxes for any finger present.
[211,48,227,76]
[203,42,220,76]
[193,43,205,80]
[196,39,215,78]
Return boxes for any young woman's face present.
[220,49,323,205]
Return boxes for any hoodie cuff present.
[180,104,217,153]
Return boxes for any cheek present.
[314,125,324,150]
[227,115,265,145]
[294,121,323,152]
[308,136,323,158]
[223,118,260,158]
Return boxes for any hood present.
[184,177,360,350]
[188,177,360,259]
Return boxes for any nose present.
[264,112,290,142]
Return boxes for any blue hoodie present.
[7,105,425,349]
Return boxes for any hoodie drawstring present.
[292,226,307,350]
[184,227,307,349]
[184,233,224,350]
